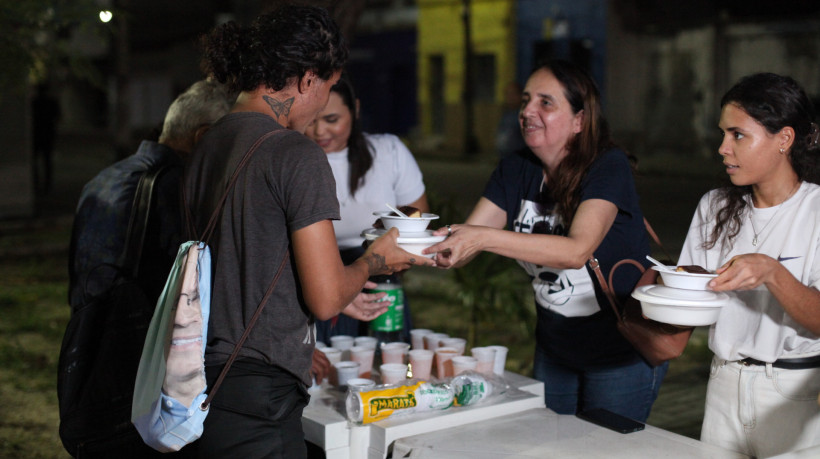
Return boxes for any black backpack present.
[57,165,191,458]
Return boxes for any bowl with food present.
[652,265,718,290]
[373,206,439,233]
[631,284,730,326]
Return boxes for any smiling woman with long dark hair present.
[425,59,665,421]
[305,73,429,343]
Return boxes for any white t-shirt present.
[678,181,820,361]
[326,133,426,249]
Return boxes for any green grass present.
[0,234,72,458]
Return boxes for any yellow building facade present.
[417,0,517,157]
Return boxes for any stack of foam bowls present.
[630,266,730,326]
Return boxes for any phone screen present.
[576,408,645,434]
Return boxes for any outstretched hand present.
[424,224,483,269]
[362,227,436,275]
[342,281,389,321]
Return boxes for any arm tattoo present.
[263,95,295,118]
[364,253,388,275]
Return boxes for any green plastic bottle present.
[367,274,404,353]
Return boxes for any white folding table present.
[302,371,546,459]
[391,407,749,458]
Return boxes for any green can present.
[367,278,404,333]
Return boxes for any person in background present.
[187,6,432,457]
[425,59,666,422]
[66,79,234,458]
[306,73,429,344]
[69,78,233,318]
[678,72,820,458]
[32,82,61,194]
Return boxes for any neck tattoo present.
[748,181,801,247]
[263,95,294,118]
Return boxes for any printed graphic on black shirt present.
[513,199,600,317]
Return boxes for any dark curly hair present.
[706,72,820,250]
[199,5,348,94]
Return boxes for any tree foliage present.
[0,0,105,91]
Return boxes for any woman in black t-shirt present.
[426,59,665,422]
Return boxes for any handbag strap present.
[119,164,172,277]
[643,217,673,262]
[590,258,645,322]
[589,217,670,320]
[201,251,290,410]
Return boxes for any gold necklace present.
[748,181,801,246]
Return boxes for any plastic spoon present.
[646,255,675,272]
[385,203,408,218]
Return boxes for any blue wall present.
[516,0,608,104]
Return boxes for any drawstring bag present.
[131,242,211,451]
[131,129,287,452]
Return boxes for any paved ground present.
[14,133,719,441]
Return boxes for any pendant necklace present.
[748,182,800,247]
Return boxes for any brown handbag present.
[588,220,694,367]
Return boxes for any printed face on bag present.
[163,250,205,405]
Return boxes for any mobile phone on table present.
[576,408,645,434]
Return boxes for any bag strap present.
[119,164,172,277]
[193,128,291,411]
[590,258,644,322]
[201,251,290,410]
[185,128,288,245]
[589,217,670,321]
[643,217,673,262]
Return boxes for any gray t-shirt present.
[184,112,339,386]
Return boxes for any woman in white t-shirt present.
[678,72,820,457]
[306,73,429,343]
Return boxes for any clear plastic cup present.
[424,332,449,351]
[451,356,477,375]
[440,337,466,355]
[409,329,433,350]
[380,363,408,385]
[434,346,459,379]
[315,340,327,350]
[381,342,410,364]
[487,345,508,375]
[318,347,342,366]
[350,345,375,378]
[333,361,360,387]
[354,336,378,350]
[408,349,434,380]
[470,347,497,375]
[330,335,355,360]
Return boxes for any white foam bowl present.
[373,211,439,233]
[653,266,717,290]
[631,284,730,326]
[361,228,446,258]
